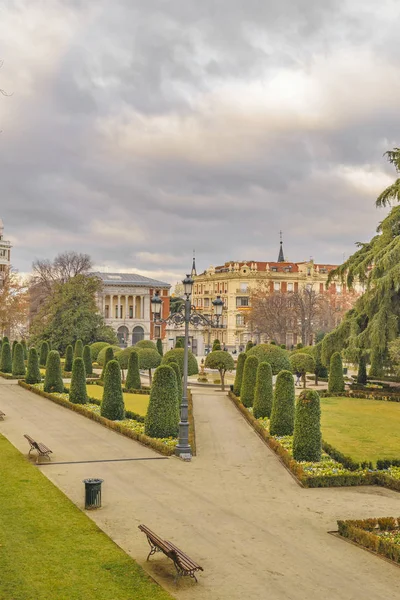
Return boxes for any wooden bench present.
[24,434,53,463]
[138,524,203,584]
[0,410,5,420]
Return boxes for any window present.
[154,325,161,338]
[287,283,293,292]
[240,282,248,292]
[204,298,210,308]
[272,267,278,272]
[307,268,311,276]
[274,282,280,291]
[105,305,109,318]
[306,283,312,291]
[236,297,249,307]
[236,314,244,326]
[120,305,123,318]
[223,297,227,307]
[129,305,133,318]
[115,305,118,318]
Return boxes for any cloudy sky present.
[1,0,399,285]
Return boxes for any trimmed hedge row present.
[337,518,400,564]
[320,389,400,402]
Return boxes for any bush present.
[12,339,17,359]
[12,342,26,377]
[0,341,12,373]
[83,345,93,375]
[125,351,141,390]
[314,343,328,382]
[101,346,115,379]
[137,348,162,384]
[369,346,384,378]
[328,352,345,393]
[69,357,87,404]
[135,340,157,351]
[205,350,234,391]
[43,350,64,393]
[240,355,259,408]
[73,339,83,359]
[293,390,322,462]
[25,347,41,384]
[97,345,120,366]
[357,354,367,385]
[245,341,253,352]
[233,352,246,396]
[175,338,184,349]
[89,341,109,361]
[247,344,291,375]
[144,365,179,438]
[21,339,28,360]
[169,361,182,404]
[115,347,138,370]
[64,345,73,372]
[212,339,221,351]
[162,348,199,376]
[290,352,315,388]
[253,362,273,418]
[39,341,49,367]
[101,360,125,420]
[270,370,295,436]
[156,338,163,356]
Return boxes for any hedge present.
[39,341,49,367]
[135,340,157,351]
[162,348,199,376]
[25,347,41,384]
[169,362,182,405]
[145,365,179,438]
[233,352,246,396]
[100,346,115,379]
[253,361,273,418]
[69,357,87,405]
[240,355,259,408]
[247,344,291,375]
[212,339,221,351]
[293,390,321,462]
[44,351,64,393]
[12,342,26,377]
[357,354,368,385]
[156,338,163,356]
[101,360,125,421]
[74,339,83,359]
[328,352,345,393]
[64,345,73,372]
[337,518,400,564]
[97,345,120,367]
[125,350,141,390]
[270,370,295,436]
[89,341,109,361]
[0,341,12,373]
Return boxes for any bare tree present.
[0,269,29,338]
[249,286,297,345]
[291,286,321,346]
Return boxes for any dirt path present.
[1,380,400,599]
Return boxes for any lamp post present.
[151,275,224,459]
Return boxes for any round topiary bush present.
[135,340,157,351]
[247,344,291,375]
[290,352,315,388]
[125,351,141,390]
[101,360,125,420]
[101,346,115,379]
[169,361,182,404]
[270,370,295,436]
[240,355,259,408]
[69,357,87,404]
[212,339,221,351]
[293,390,322,462]
[253,362,273,419]
[328,352,345,393]
[137,348,162,384]
[64,345,73,372]
[233,352,246,396]
[44,350,64,393]
[144,365,179,438]
[162,348,198,376]
[83,345,93,376]
[89,341,109,362]
[115,347,137,370]
[156,338,163,356]
[245,340,253,352]
[39,341,49,367]
[97,345,120,367]
[26,347,41,384]
[12,342,26,377]
[205,350,235,391]
[73,339,83,359]
[0,341,12,373]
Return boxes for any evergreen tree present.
[2,336,9,344]
[253,362,273,419]
[314,343,328,384]
[39,341,49,367]
[69,357,87,404]
[74,339,83,359]
[0,341,12,373]
[293,390,322,462]
[64,345,73,372]
[212,339,221,351]
[125,351,141,390]
[328,352,345,393]
[270,370,295,436]
[369,346,384,378]
[175,338,184,349]
[144,365,179,438]
[169,361,182,405]
[245,340,253,352]
[240,355,259,408]
[25,347,41,384]
[357,353,368,385]
[83,345,93,375]
[101,346,114,379]
[12,342,26,377]
[43,350,64,393]
[101,360,125,420]
[21,339,28,360]
[233,352,246,396]
[12,339,17,359]
[156,338,163,356]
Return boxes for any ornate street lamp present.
[151,273,224,459]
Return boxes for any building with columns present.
[0,218,11,289]
[94,272,170,346]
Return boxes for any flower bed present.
[337,517,400,564]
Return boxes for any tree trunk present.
[303,372,306,388]
[148,369,152,385]
[220,370,225,391]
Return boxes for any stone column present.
[125,295,128,320]
[109,294,113,319]
[117,294,121,319]
[141,296,144,320]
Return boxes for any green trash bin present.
[83,478,103,509]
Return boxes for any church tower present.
[277,231,285,262]
[0,218,12,288]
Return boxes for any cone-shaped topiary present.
[245,340,253,352]
[253,362,273,418]
[293,390,322,462]
[169,361,182,405]
[39,341,49,367]
[74,339,83,359]
[156,338,163,356]
[64,345,73,372]
[240,355,259,408]
[175,338,184,349]
[2,336,9,344]
[83,345,93,376]
[101,360,125,420]
[357,353,367,385]
[212,339,221,351]
[21,339,28,360]
[270,370,295,436]
[43,350,64,393]
[12,340,17,359]
[328,352,345,393]
[369,346,384,378]
[0,341,12,373]
[25,347,41,384]
[144,365,179,438]
[233,352,246,396]
[101,346,114,379]
[125,351,141,390]
[69,357,87,404]
[12,342,26,377]
[97,345,120,366]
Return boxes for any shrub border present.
[0,371,19,380]
[336,518,400,565]
[320,389,400,403]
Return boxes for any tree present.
[12,342,25,377]
[293,390,322,462]
[162,348,199,377]
[0,341,12,373]
[125,351,141,390]
[101,360,125,420]
[212,339,221,351]
[137,348,161,384]
[32,251,93,292]
[100,346,115,379]
[357,353,368,385]
[314,343,328,385]
[369,346,384,378]
[253,362,273,418]
[328,352,345,394]
[388,338,400,376]
[12,339,17,358]
[25,347,41,384]
[39,341,49,367]
[156,338,163,356]
[205,350,234,391]
[245,340,253,352]
[0,270,29,339]
[249,289,295,346]
[83,345,93,376]
[89,341,110,362]
[290,352,315,389]
[270,370,295,436]
[233,352,246,396]
[43,351,64,393]
[247,344,291,375]
[64,345,73,372]
[135,340,158,351]
[69,357,87,404]
[169,361,182,404]
[240,355,259,408]
[144,365,179,438]
[21,339,27,360]
[74,339,83,359]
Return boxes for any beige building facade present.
[0,218,11,289]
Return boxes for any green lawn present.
[0,435,172,600]
[321,396,400,465]
[86,385,150,416]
